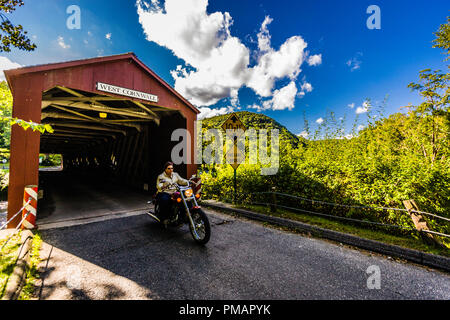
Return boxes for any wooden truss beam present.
[42,110,143,132]
[43,100,157,121]
[44,122,127,135]
[52,128,118,139]
[41,133,107,141]
[43,95,171,112]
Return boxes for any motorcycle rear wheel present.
[189,208,211,245]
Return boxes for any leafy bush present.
[199,106,450,242]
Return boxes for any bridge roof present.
[4,52,199,114]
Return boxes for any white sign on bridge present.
[96,82,158,103]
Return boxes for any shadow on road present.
[36,213,216,300]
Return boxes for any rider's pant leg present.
[157,192,171,220]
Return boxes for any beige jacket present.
[156,171,189,194]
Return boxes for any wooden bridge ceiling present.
[40,86,177,154]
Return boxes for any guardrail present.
[219,191,450,240]
[257,191,450,223]
[0,199,31,251]
[1,185,38,251]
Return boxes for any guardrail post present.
[403,199,442,247]
[21,185,38,230]
[270,187,277,213]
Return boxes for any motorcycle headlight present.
[184,188,193,197]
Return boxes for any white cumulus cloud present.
[262,81,298,111]
[57,36,70,49]
[247,35,307,97]
[137,0,248,107]
[307,54,322,66]
[248,104,263,111]
[0,56,22,81]
[106,33,112,40]
[346,52,362,71]
[257,16,273,53]
[300,82,313,93]
[136,0,320,112]
[316,117,324,124]
[356,100,371,114]
[197,106,234,120]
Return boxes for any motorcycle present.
[147,176,211,245]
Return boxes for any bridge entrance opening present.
[37,85,186,226]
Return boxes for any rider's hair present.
[164,161,174,170]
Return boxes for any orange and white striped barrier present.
[21,185,38,230]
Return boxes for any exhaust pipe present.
[146,211,160,223]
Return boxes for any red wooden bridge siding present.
[5,53,199,227]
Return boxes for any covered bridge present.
[4,52,199,227]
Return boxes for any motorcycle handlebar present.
[163,178,199,191]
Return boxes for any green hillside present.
[199,111,303,148]
[198,100,449,247]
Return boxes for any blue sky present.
[1,0,448,137]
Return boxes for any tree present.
[433,16,450,61]
[0,0,36,52]
[408,17,450,164]
[407,69,449,163]
[0,80,11,147]
[0,81,53,149]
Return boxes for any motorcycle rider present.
[156,161,189,223]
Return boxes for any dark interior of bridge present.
[37,86,187,224]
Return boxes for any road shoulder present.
[201,200,450,274]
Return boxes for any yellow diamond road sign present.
[221,113,246,133]
[221,113,246,169]
[225,142,245,170]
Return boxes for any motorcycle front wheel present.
[189,208,211,245]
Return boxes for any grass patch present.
[0,231,43,300]
[233,203,450,257]
[18,232,42,300]
[0,232,22,299]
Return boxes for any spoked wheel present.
[189,208,211,245]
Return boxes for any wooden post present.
[116,134,130,178]
[132,130,146,181]
[124,132,142,183]
[118,133,135,178]
[270,186,277,213]
[233,168,237,204]
[403,200,442,247]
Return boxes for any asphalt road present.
[36,209,450,300]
